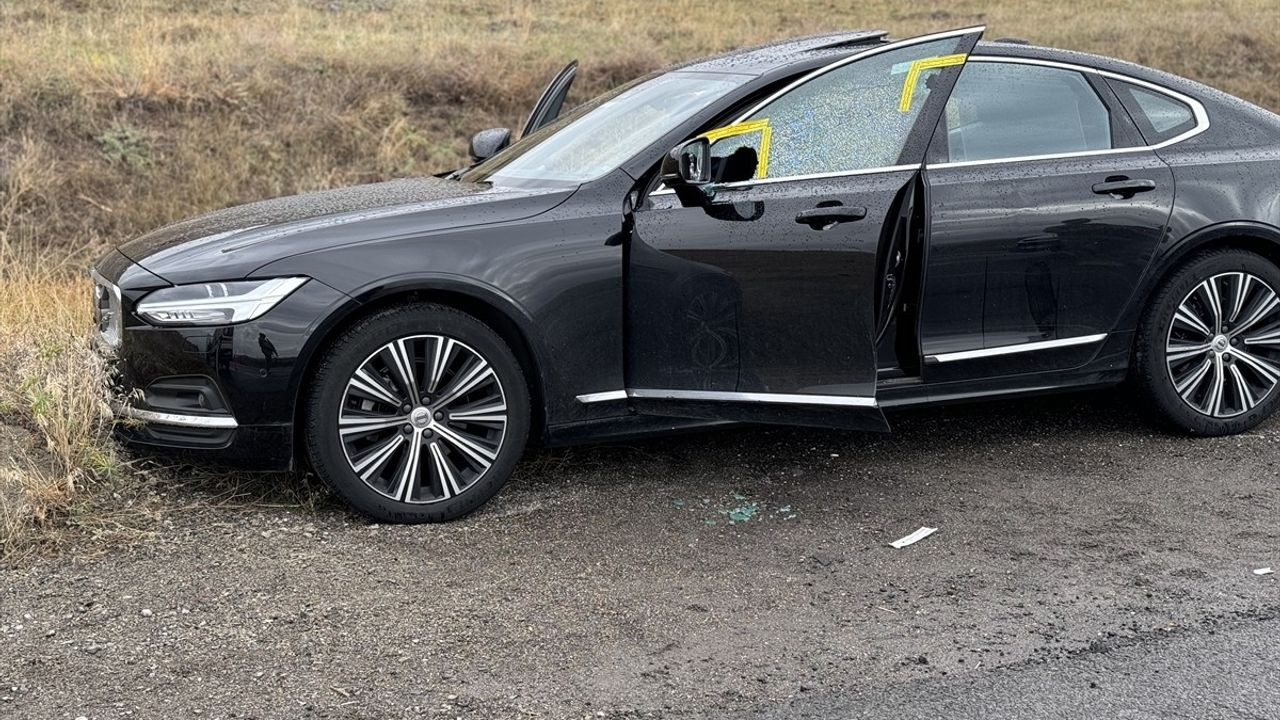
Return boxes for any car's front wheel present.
[304,303,530,522]
[1137,248,1280,435]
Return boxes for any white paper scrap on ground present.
[890,527,938,549]
[1255,567,1274,576]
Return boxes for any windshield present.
[463,71,751,188]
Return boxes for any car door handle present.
[1092,177,1156,198]
[795,206,866,230]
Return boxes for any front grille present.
[90,269,122,348]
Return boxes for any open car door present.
[621,28,984,431]
[437,60,579,178]
[522,60,578,137]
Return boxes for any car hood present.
[117,177,572,286]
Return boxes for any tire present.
[1135,248,1280,435]
[304,303,530,522]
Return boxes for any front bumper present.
[93,250,351,470]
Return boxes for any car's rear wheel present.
[304,303,530,522]
[1136,248,1280,435]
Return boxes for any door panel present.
[631,170,918,396]
[522,61,578,137]
[918,57,1174,381]
[921,152,1174,379]
[624,28,985,430]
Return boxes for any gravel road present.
[2,390,1278,718]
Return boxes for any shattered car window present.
[732,36,967,178]
[707,122,769,182]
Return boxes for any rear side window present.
[1109,80,1197,145]
[939,62,1113,163]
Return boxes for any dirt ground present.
[1,390,1277,718]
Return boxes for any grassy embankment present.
[2,0,1278,560]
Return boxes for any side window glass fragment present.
[706,120,771,183]
[941,62,1113,163]
[898,53,967,112]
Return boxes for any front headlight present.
[136,277,309,326]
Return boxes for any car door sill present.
[576,388,876,407]
[924,333,1107,364]
[877,374,923,388]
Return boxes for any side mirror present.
[468,127,512,163]
[660,138,713,207]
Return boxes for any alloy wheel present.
[338,334,508,503]
[1166,271,1280,418]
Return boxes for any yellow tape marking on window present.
[700,119,773,178]
[898,54,968,113]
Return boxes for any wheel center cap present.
[1212,334,1230,353]
[409,406,433,429]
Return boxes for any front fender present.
[258,172,632,435]
[279,272,553,442]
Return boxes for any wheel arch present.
[289,275,550,465]
[1124,221,1280,330]
[1129,227,1280,433]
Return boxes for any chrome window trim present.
[576,388,876,407]
[715,163,923,190]
[114,405,240,429]
[926,56,1210,170]
[650,163,920,196]
[651,26,985,197]
[925,333,1108,364]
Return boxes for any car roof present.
[673,31,1205,96]
[668,30,1274,127]
[672,30,889,75]
[971,41,1231,105]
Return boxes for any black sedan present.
[92,27,1280,522]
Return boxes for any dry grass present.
[1,0,1278,560]
[3,0,1278,251]
[0,140,127,560]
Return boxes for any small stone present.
[140,609,153,617]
